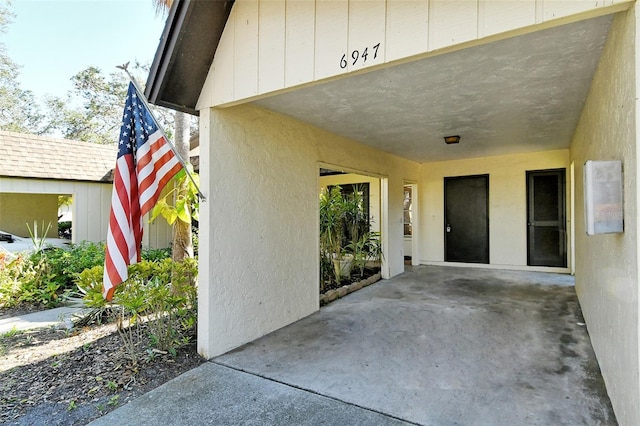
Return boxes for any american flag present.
[103,82,183,300]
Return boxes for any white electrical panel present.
[584,160,624,235]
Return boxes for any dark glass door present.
[527,170,567,267]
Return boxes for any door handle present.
[446,224,452,233]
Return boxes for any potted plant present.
[319,184,376,286]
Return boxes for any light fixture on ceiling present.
[444,135,460,145]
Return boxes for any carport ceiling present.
[254,14,613,163]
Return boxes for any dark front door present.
[445,175,489,264]
[527,170,566,267]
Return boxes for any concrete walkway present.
[91,266,617,425]
[0,305,90,334]
[0,231,71,255]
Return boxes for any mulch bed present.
[0,318,204,425]
[321,266,380,293]
[320,267,382,306]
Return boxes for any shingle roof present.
[0,131,117,182]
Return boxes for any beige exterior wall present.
[419,149,570,269]
[0,178,172,249]
[0,193,58,238]
[194,1,640,418]
[570,7,640,425]
[197,104,420,358]
[198,0,632,109]
[319,173,381,233]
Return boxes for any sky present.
[4,0,166,102]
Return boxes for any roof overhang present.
[145,0,234,115]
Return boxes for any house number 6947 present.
[339,43,381,69]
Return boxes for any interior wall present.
[419,149,570,268]
[318,173,381,233]
[569,8,640,425]
[0,193,58,237]
[197,104,420,358]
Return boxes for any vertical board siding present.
[201,0,628,106]
[543,0,601,21]
[259,0,286,94]
[385,0,429,62]
[348,0,387,71]
[285,0,316,86]
[86,185,101,242]
[74,185,89,243]
[480,0,536,37]
[429,0,479,51]
[315,0,349,80]
[234,0,259,99]
[211,14,236,105]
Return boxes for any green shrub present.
[75,266,107,308]
[0,253,31,308]
[65,242,106,276]
[0,249,71,308]
[191,226,199,257]
[76,258,198,363]
[1,241,179,312]
[1,241,105,309]
[12,241,106,307]
[58,221,72,239]
[141,247,171,262]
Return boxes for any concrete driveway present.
[94,265,616,425]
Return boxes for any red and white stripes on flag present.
[102,82,183,300]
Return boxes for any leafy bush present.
[65,241,106,275]
[0,249,73,308]
[191,226,199,257]
[141,247,171,262]
[1,242,174,310]
[14,241,107,307]
[76,258,198,363]
[0,253,30,308]
[58,221,72,239]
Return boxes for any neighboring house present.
[0,131,172,248]
[146,1,640,423]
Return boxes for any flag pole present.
[116,62,206,202]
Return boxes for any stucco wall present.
[570,8,640,425]
[419,149,570,269]
[197,104,419,358]
[0,193,58,238]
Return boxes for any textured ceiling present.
[254,15,613,163]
